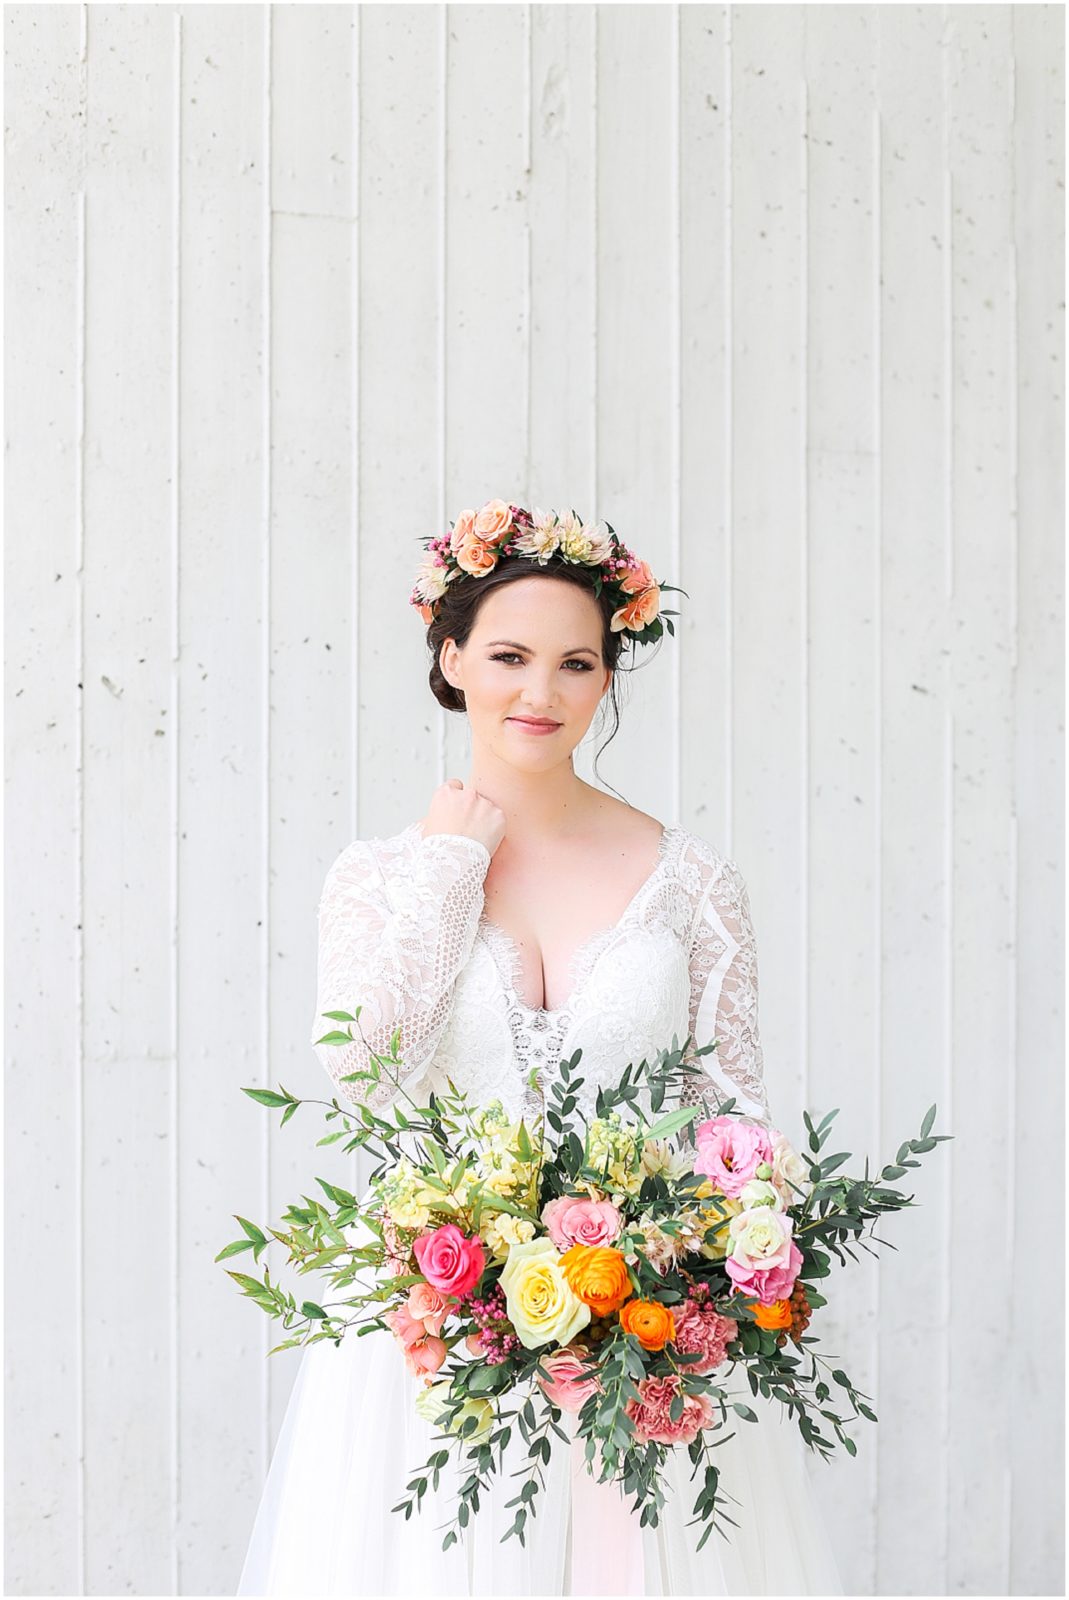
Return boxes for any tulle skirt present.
[236,1313,846,1597]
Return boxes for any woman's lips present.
[507,716,561,735]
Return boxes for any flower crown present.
[408,498,684,647]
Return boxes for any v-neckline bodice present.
[476,823,681,1020]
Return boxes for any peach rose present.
[455,533,499,577]
[449,508,477,553]
[473,497,515,545]
[610,585,661,633]
[417,602,435,624]
[559,1244,633,1318]
[406,1281,456,1338]
[404,1334,447,1377]
[617,558,656,596]
[619,1298,676,1352]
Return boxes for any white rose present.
[737,1176,786,1212]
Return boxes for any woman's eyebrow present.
[484,639,598,657]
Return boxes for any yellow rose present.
[699,1193,744,1260]
[498,1238,592,1350]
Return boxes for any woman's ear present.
[439,637,461,692]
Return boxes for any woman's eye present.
[488,652,592,672]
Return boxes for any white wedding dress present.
[236,821,846,1596]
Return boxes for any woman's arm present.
[681,851,773,1128]
[310,830,491,1112]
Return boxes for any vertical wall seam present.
[524,3,532,503]
[259,0,273,1476]
[725,3,733,854]
[352,5,362,845]
[1005,29,1019,1585]
[872,80,884,1594]
[350,0,363,1202]
[800,58,810,1127]
[940,13,954,1589]
[671,3,681,826]
[592,7,599,503]
[75,7,88,1585]
[170,9,182,1592]
[437,4,447,785]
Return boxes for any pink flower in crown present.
[536,1345,602,1414]
[625,1374,717,1446]
[541,1196,623,1252]
[413,1223,486,1298]
[693,1116,774,1199]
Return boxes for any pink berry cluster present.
[467,1284,521,1365]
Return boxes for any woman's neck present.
[464,752,606,843]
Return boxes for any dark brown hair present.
[424,558,653,795]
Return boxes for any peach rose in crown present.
[473,497,515,545]
[610,585,661,633]
[449,508,477,553]
[617,558,656,596]
[455,532,500,577]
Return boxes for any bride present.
[236,501,845,1596]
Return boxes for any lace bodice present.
[310,821,773,1129]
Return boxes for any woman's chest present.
[426,910,694,1122]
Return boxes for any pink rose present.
[406,1281,456,1338]
[725,1237,803,1305]
[693,1117,774,1199]
[541,1196,623,1251]
[413,1224,486,1298]
[403,1334,447,1377]
[536,1345,602,1414]
[625,1374,717,1446]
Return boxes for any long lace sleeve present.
[680,852,773,1129]
[310,829,491,1112]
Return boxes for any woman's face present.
[439,577,612,768]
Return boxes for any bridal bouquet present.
[219,1021,950,1552]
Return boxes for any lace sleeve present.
[680,853,773,1128]
[310,830,491,1113]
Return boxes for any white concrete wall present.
[5,4,1063,1594]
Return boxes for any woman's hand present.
[421,778,506,858]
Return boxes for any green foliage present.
[221,1009,951,1553]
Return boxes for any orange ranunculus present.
[473,497,515,545]
[455,533,499,577]
[619,1298,676,1352]
[559,1245,633,1317]
[747,1298,793,1330]
[609,585,661,633]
